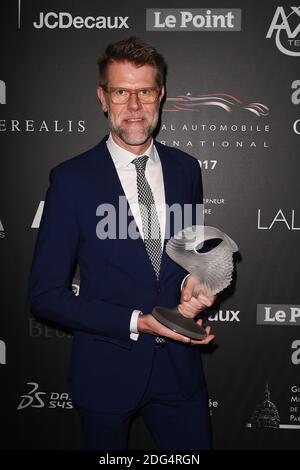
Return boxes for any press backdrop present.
[1,0,300,450]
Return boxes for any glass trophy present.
[152,226,238,340]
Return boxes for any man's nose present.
[127,92,142,111]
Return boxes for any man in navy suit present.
[28,37,216,450]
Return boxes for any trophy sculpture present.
[152,226,238,340]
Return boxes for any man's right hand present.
[137,313,192,344]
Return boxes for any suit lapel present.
[92,137,158,280]
[155,142,185,281]
[92,138,186,282]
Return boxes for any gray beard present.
[114,124,155,146]
[107,111,159,146]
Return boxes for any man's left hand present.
[178,275,216,319]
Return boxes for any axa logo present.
[266,6,300,57]
[0,80,6,104]
[0,340,6,365]
[17,382,46,409]
[31,201,44,228]
[257,209,299,230]
[208,310,240,322]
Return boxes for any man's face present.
[98,61,164,152]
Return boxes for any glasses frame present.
[101,85,162,104]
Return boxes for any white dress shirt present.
[106,134,166,340]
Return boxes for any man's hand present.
[137,314,191,344]
[178,275,216,319]
[137,313,215,346]
[189,318,215,345]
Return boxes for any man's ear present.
[97,86,108,113]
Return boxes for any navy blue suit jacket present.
[28,136,206,413]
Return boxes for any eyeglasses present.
[101,85,161,104]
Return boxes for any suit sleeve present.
[28,166,133,342]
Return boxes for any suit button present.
[157,287,161,293]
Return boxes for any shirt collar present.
[106,133,156,168]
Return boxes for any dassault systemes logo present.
[17,382,46,409]
[164,92,269,117]
[17,382,73,410]
[146,9,241,31]
[257,305,300,325]
[266,6,300,56]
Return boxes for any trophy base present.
[152,306,207,340]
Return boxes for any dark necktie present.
[132,155,166,346]
[132,155,162,279]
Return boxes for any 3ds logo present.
[0,340,6,365]
[0,80,6,104]
[17,382,46,409]
[17,382,73,410]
